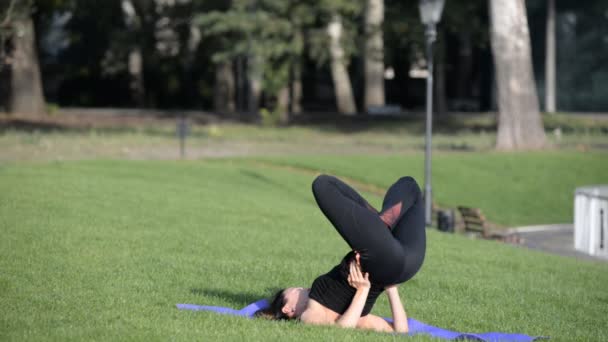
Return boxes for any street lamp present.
[418,0,445,226]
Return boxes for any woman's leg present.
[380,177,426,284]
[379,177,418,229]
[312,175,406,284]
[313,175,379,214]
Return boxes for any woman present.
[256,174,426,333]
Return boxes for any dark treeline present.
[1,0,607,120]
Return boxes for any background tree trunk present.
[9,16,46,116]
[213,61,235,113]
[121,0,146,107]
[435,33,447,116]
[247,54,262,116]
[363,0,385,110]
[127,48,145,107]
[456,31,473,100]
[327,14,356,115]
[290,61,302,115]
[545,0,556,113]
[489,0,546,150]
[277,85,290,125]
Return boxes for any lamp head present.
[418,0,446,26]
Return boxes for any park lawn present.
[256,151,608,227]
[0,158,607,341]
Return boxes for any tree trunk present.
[363,0,384,110]
[247,54,262,116]
[327,14,356,114]
[277,85,290,125]
[456,31,473,100]
[122,0,146,107]
[182,23,202,108]
[489,0,546,150]
[128,48,145,107]
[545,0,556,113]
[290,61,302,115]
[9,16,46,116]
[213,61,236,113]
[235,56,246,113]
[435,33,447,116]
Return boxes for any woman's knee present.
[312,174,334,194]
[396,176,421,195]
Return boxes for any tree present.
[489,0,546,150]
[197,0,370,119]
[544,0,556,113]
[363,0,385,110]
[120,0,146,107]
[2,0,46,116]
[440,0,489,112]
[214,60,235,113]
[197,1,299,122]
[327,14,356,114]
[318,0,362,115]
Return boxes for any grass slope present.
[1,159,607,341]
[257,151,608,226]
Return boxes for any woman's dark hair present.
[254,288,291,320]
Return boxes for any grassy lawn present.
[256,151,608,227]
[1,112,607,162]
[1,159,607,341]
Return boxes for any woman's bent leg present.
[380,176,420,229]
[312,175,404,284]
[314,174,379,214]
[381,177,426,284]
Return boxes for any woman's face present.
[281,287,309,318]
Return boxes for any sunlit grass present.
[1,159,607,341]
[255,151,608,227]
[1,112,607,162]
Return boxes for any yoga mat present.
[177,299,546,341]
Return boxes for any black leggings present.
[312,175,426,285]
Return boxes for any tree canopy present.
[0,0,606,114]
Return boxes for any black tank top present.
[308,252,384,316]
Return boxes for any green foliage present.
[0,159,607,341]
[195,0,364,109]
[0,0,33,69]
[196,1,298,110]
[45,102,59,115]
[441,0,489,48]
[543,113,608,134]
[259,107,282,127]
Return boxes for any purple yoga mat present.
[176,299,545,341]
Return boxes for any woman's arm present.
[336,288,369,328]
[385,285,408,333]
[335,259,371,328]
[355,286,408,333]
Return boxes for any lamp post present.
[418,0,445,226]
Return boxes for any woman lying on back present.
[256,175,426,333]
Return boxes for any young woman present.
[256,174,426,333]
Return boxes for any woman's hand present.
[347,259,370,290]
[336,253,370,329]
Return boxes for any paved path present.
[510,224,607,262]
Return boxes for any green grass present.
[1,159,607,341]
[1,113,608,162]
[256,151,608,227]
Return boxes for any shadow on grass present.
[0,118,71,133]
[292,112,498,135]
[239,168,315,205]
[0,115,211,138]
[189,288,272,306]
